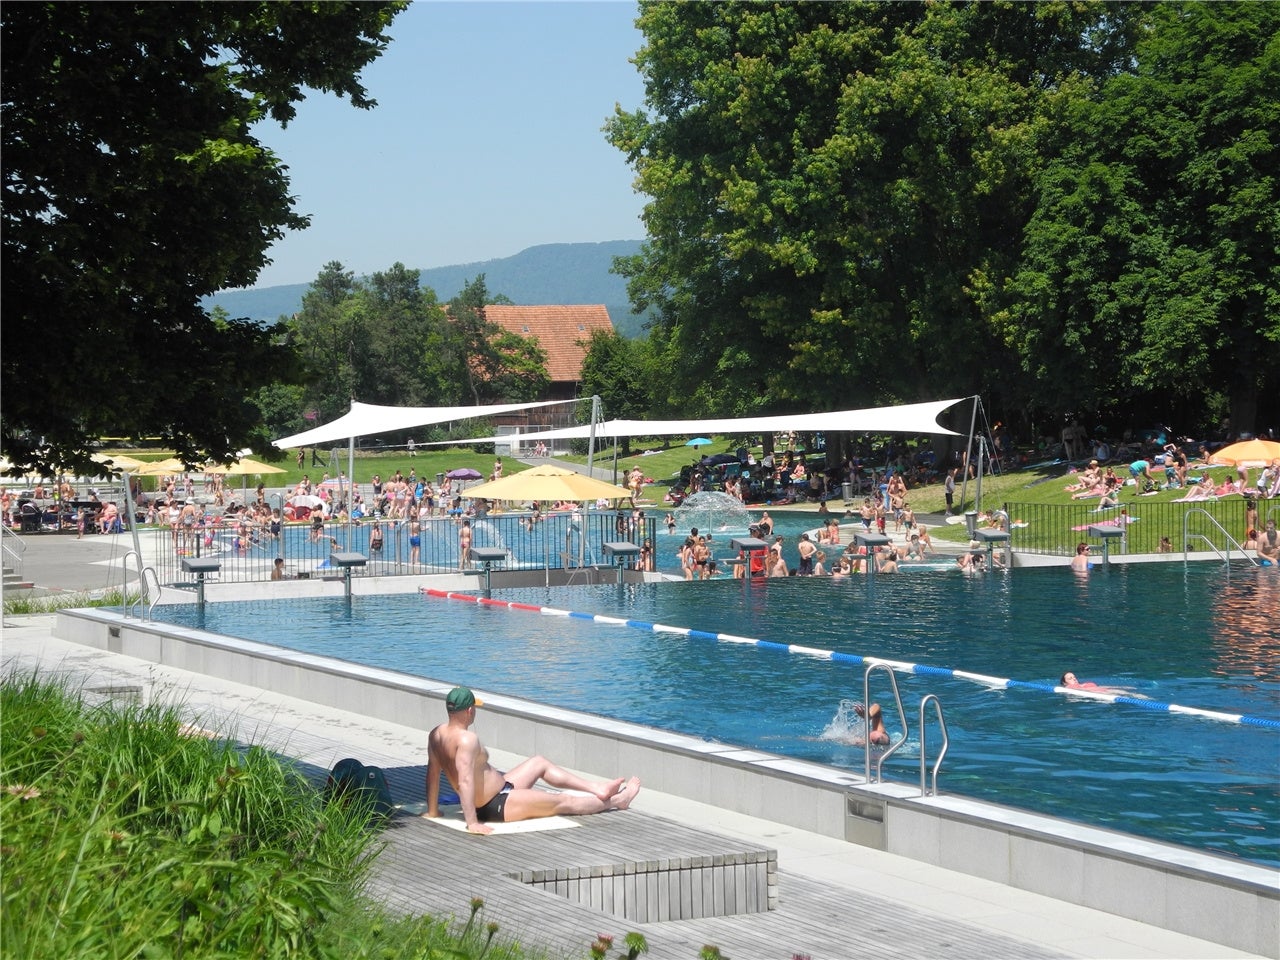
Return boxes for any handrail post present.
[863,662,908,784]
[919,694,950,797]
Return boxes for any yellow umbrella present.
[91,452,147,472]
[203,457,286,476]
[131,457,189,476]
[1209,439,1280,469]
[463,464,633,503]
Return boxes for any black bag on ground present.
[325,757,394,821]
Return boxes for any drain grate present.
[513,850,777,922]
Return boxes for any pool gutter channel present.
[52,606,1280,957]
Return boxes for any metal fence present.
[147,510,658,585]
[1003,497,1271,557]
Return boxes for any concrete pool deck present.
[3,530,1277,957]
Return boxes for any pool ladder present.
[1182,508,1257,571]
[120,551,164,620]
[862,663,950,797]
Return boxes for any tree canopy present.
[1,1,405,476]
[281,266,549,441]
[608,0,1278,436]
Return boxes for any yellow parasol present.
[463,464,633,503]
[131,457,190,476]
[91,453,147,472]
[202,457,287,476]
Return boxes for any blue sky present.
[248,1,647,289]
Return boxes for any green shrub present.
[1,671,377,959]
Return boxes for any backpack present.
[325,757,395,822]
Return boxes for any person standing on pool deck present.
[425,687,640,834]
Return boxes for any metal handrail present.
[143,567,163,620]
[121,551,143,617]
[863,662,908,785]
[121,551,165,620]
[1182,508,1256,568]
[1,524,26,581]
[919,694,949,797]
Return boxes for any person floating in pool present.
[1058,672,1135,695]
[424,686,640,835]
[853,702,890,745]
[1070,542,1091,572]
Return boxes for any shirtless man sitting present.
[425,686,640,835]
[1258,519,1280,565]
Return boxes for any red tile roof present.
[483,305,614,384]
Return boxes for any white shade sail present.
[436,397,970,445]
[272,399,568,450]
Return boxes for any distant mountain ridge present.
[203,240,649,338]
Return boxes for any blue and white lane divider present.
[422,589,1280,730]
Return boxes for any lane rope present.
[421,588,1280,730]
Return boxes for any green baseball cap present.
[446,686,483,712]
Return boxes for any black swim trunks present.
[475,781,514,823]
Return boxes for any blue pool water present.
[156,561,1280,867]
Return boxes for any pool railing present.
[144,511,658,586]
[1004,498,1252,557]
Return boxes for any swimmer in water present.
[1059,672,1137,696]
[854,702,890,745]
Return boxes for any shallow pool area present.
[154,561,1280,868]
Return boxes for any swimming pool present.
[155,562,1280,868]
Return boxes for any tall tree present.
[610,2,1235,435]
[1,2,405,475]
[578,329,657,453]
[290,261,362,423]
[445,276,549,404]
[608,2,1123,418]
[996,2,1280,433]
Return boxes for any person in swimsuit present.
[853,702,890,746]
[458,519,472,570]
[1059,670,1131,696]
[1259,519,1280,565]
[425,687,640,834]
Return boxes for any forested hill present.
[203,240,649,337]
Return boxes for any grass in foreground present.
[0,670,670,959]
[2,588,135,617]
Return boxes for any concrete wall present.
[53,608,1280,957]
